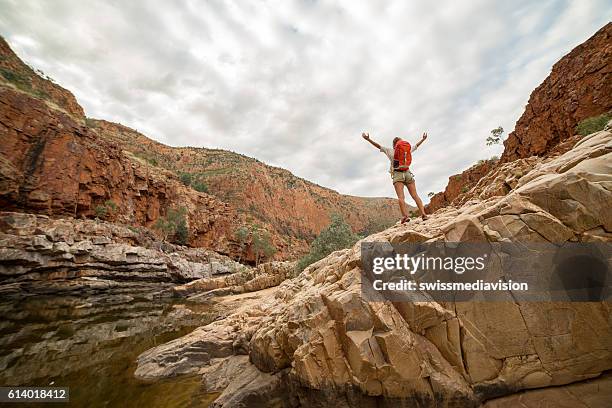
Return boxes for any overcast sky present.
[1,1,610,199]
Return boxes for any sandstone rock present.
[135,127,612,407]
[172,261,294,298]
[200,355,252,393]
[134,321,240,381]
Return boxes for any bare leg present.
[407,181,427,218]
[393,182,409,219]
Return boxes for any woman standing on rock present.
[362,132,429,223]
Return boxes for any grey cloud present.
[0,0,610,200]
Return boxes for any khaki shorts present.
[391,170,415,185]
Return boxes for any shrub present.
[104,200,118,212]
[179,172,193,186]
[94,200,118,220]
[175,218,189,245]
[575,113,611,136]
[358,217,395,237]
[234,226,250,262]
[234,224,276,265]
[296,214,359,272]
[192,181,208,193]
[427,192,435,198]
[94,205,107,219]
[134,152,159,167]
[0,68,49,100]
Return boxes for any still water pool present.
[0,289,219,407]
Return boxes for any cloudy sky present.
[1,1,610,199]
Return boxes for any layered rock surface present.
[173,261,295,299]
[483,372,612,408]
[135,127,612,407]
[427,159,496,213]
[0,212,247,297]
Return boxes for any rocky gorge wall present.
[92,119,401,255]
[0,88,240,256]
[501,22,612,163]
[427,159,496,213]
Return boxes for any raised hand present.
[422,132,428,140]
[362,132,370,140]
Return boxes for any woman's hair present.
[392,137,401,146]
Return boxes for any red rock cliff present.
[0,37,84,118]
[501,22,612,162]
[0,88,239,255]
[428,23,612,213]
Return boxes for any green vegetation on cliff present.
[576,113,611,136]
[296,214,359,272]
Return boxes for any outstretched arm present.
[361,132,381,150]
[415,132,428,149]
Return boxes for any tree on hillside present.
[486,126,504,146]
[358,216,395,237]
[252,229,276,266]
[154,207,189,244]
[234,223,277,265]
[297,214,359,272]
[235,226,250,263]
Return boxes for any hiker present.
[362,132,428,223]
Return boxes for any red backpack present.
[393,140,412,171]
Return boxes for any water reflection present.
[0,288,218,407]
